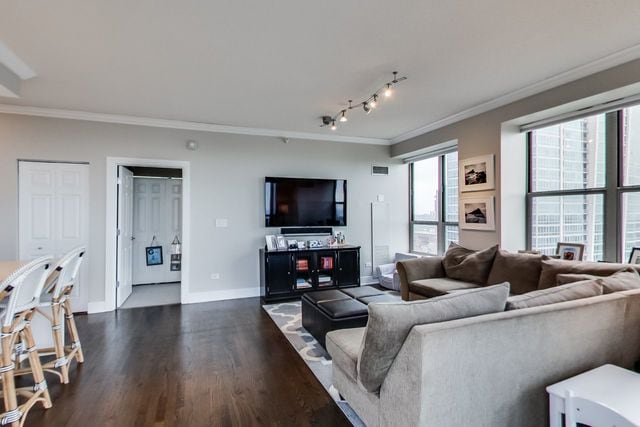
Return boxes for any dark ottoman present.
[302,290,368,347]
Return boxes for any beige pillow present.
[487,250,542,295]
[597,267,640,294]
[537,256,639,289]
[442,243,498,285]
[506,280,602,310]
[357,283,510,393]
[556,273,599,286]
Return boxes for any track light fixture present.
[320,71,407,130]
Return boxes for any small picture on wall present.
[459,154,495,192]
[146,246,163,266]
[556,243,585,261]
[459,196,495,231]
[629,247,640,264]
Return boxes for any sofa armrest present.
[396,256,445,300]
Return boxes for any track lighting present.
[319,71,407,129]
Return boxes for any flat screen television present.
[265,177,347,227]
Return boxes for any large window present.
[528,105,640,262]
[410,151,458,254]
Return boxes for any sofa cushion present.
[486,250,542,295]
[357,283,510,393]
[442,243,499,285]
[596,267,640,294]
[409,277,480,298]
[537,256,640,289]
[556,273,599,286]
[325,327,365,382]
[506,280,603,310]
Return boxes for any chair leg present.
[63,299,83,363]
[20,321,52,409]
[0,329,19,427]
[50,302,69,384]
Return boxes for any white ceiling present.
[1,1,640,143]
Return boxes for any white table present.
[0,260,60,350]
[546,364,640,427]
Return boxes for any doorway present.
[104,157,190,313]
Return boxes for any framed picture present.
[287,239,298,249]
[459,196,495,231]
[265,235,277,251]
[276,235,287,250]
[146,246,163,266]
[628,247,640,264]
[459,154,495,192]
[556,243,585,261]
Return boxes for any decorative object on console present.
[628,247,640,264]
[459,196,495,231]
[276,235,287,250]
[556,242,585,261]
[297,241,306,249]
[459,154,494,192]
[288,239,298,249]
[265,235,277,251]
[308,240,323,248]
[320,71,408,131]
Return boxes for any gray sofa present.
[326,247,640,426]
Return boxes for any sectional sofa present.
[326,244,640,426]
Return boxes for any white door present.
[18,161,90,312]
[116,166,134,307]
[132,178,182,285]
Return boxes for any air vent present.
[372,165,389,176]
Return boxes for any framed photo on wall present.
[146,246,163,266]
[556,243,585,261]
[459,196,495,231]
[459,154,495,192]
[628,247,640,264]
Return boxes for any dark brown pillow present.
[443,243,498,285]
[537,256,640,289]
[486,250,542,295]
[597,267,640,294]
[506,280,603,310]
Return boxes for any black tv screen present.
[265,177,347,227]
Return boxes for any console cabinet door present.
[337,250,360,287]
[266,253,293,295]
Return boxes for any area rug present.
[262,301,365,427]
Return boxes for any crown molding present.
[0,104,391,145]
[391,42,640,144]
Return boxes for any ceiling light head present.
[384,84,392,97]
[370,95,378,109]
[321,115,332,126]
[339,110,348,122]
[363,102,371,114]
[330,121,337,131]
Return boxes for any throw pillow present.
[442,242,499,285]
[357,283,510,393]
[506,280,602,310]
[597,267,640,294]
[486,250,542,294]
[537,256,640,289]
[556,273,599,286]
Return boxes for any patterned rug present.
[262,301,365,426]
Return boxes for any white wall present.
[0,114,408,308]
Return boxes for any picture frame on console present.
[265,235,277,251]
[628,247,640,264]
[556,242,585,261]
[459,154,495,192]
[276,235,287,250]
[459,196,495,231]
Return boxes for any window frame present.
[409,151,458,255]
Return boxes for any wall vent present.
[372,165,389,176]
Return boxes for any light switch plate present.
[215,218,228,228]
[377,194,385,202]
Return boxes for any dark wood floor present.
[27,298,350,426]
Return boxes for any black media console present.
[259,245,360,302]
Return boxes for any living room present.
[1,2,640,426]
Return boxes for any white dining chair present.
[565,390,638,427]
[35,246,86,384]
[0,256,53,427]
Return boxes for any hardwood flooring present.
[26,298,350,426]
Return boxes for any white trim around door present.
[103,157,191,313]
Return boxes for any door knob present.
[131,237,136,241]
[37,247,43,250]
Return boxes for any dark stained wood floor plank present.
[25,298,350,426]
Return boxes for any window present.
[527,105,640,262]
[410,151,458,254]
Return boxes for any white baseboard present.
[182,286,261,304]
[87,300,109,314]
[361,275,379,285]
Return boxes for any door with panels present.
[132,178,182,285]
[18,161,90,312]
